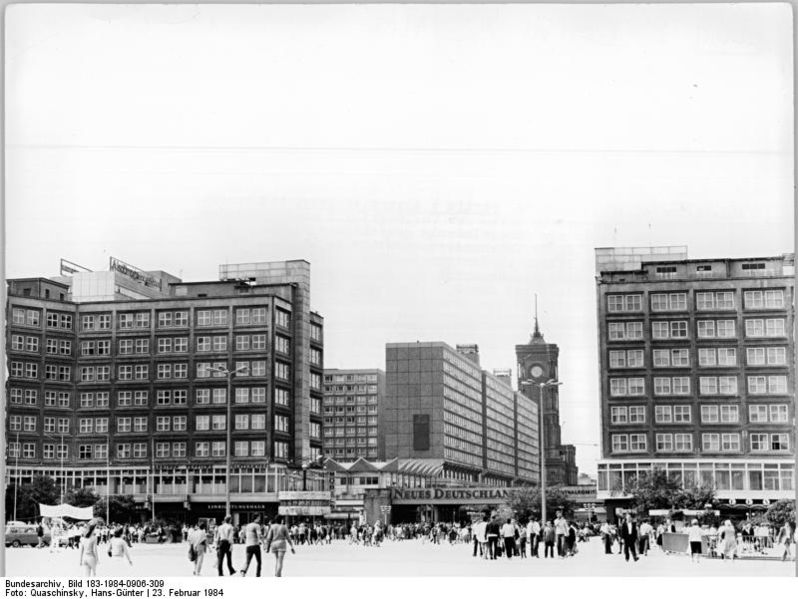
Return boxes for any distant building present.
[322,369,386,461]
[594,247,795,511]
[516,317,579,486]
[382,342,540,487]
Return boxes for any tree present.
[6,475,60,522]
[94,495,139,524]
[626,468,717,516]
[627,468,681,514]
[64,487,100,508]
[765,500,795,528]
[504,486,575,521]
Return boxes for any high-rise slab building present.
[322,368,385,460]
[594,247,795,512]
[382,342,540,486]
[5,258,324,523]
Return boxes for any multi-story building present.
[382,342,540,487]
[594,247,795,513]
[322,369,386,460]
[6,258,325,524]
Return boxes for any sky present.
[4,4,793,475]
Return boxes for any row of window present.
[323,373,380,383]
[609,347,788,368]
[607,289,786,313]
[611,432,790,454]
[608,318,787,340]
[8,386,291,408]
[7,440,291,460]
[609,375,788,397]
[76,334,275,357]
[610,404,790,425]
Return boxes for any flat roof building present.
[383,342,540,487]
[594,247,795,512]
[322,369,386,461]
[6,258,324,524]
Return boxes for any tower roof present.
[530,294,546,343]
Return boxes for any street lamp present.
[520,378,563,525]
[208,364,249,519]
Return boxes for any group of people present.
[470,511,582,560]
[189,515,296,577]
[599,513,798,564]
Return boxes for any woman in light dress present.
[720,520,737,560]
[78,520,100,577]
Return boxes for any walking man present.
[554,511,568,558]
[620,513,639,562]
[600,520,613,554]
[240,516,263,577]
[215,516,237,576]
[501,519,516,560]
[527,518,541,557]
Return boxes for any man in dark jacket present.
[620,513,639,562]
[486,518,500,560]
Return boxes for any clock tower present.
[516,303,578,486]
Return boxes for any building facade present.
[594,247,796,508]
[6,258,325,524]
[322,369,386,461]
[382,342,540,487]
[516,319,579,485]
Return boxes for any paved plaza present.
[4,537,796,578]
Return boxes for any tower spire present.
[531,293,545,343]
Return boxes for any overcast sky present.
[5,4,793,474]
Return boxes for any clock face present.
[530,365,544,378]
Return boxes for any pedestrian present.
[720,520,737,560]
[543,521,555,558]
[214,516,237,576]
[638,520,652,556]
[188,522,209,576]
[501,519,516,560]
[566,521,577,556]
[240,516,264,577]
[36,520,45,549]
[105,527,133,576]
[554,511,568,558]
[527,518,541,558]
[518,521,528,558]
[486,517,500,560]
[620,513,639,562]
[474,515,488,559]
[600,520,613,554]
[778,521,796,561]
[264,516,295,577]
[78,520,100,577]
[687,519,703,563]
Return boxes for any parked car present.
[5,524,50,547]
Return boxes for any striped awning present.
[397,458,445,478]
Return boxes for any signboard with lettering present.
[278,506,332,516]
[390,487,523,505]
[109,256,161,289]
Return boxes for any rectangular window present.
[197,310,211,326]
[134,391,148,406]
[748,376,767,394]
[211,415,226,430]
[135,339,149,354]
[611,434,628,453]
[235,414,249,430]
[212,388,227,404]
[252,387,267,404]
[766,319,786,337]
[133,443,147,459]
[275,387,290,406]
[156,416,170,432]
[654,377,671,396]
[719,376,737,395]
[654,405,672,423]
[610,406,628,424]
[134,365,148,380]
[673,405,691,423]
[195,416,210,431]
[196,389,210,405]
[251,414,266,429]
[628,406,646,423]
[699,377,718,396]
[698,348,716,367]
[274,441,289,459]
[173,416,187,431]
[745,319,765,337]
[656,434,673,452]
[700,405,719,423]
[234,441,249,457]
[702,433,720,452]
[117,417,132,433]
[197,337,211,352]
[195,442,209,458]
[251,441,266,457]
[118,339,133,355]
[721,433,740,452]
[629,434,647,452]
[235,335,251,351]
[211,441,226,457]
[749,405,768,423]
[672,377,690,395]
[765,289,785,309]
[674,433,692,452]
[212,336,227,352]
[717,348,736,366]
[118,365,132,380]
[275,310,291,328]
[717,320,736,338]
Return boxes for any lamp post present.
[208,364,249,518]
[520,378,563,525]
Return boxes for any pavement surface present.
[4,536,797,578]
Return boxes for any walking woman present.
[720,520,737,560]
[265,516,296,577]
[188,522,209,576]
[106,527,133,576]
[78,519,100,577]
